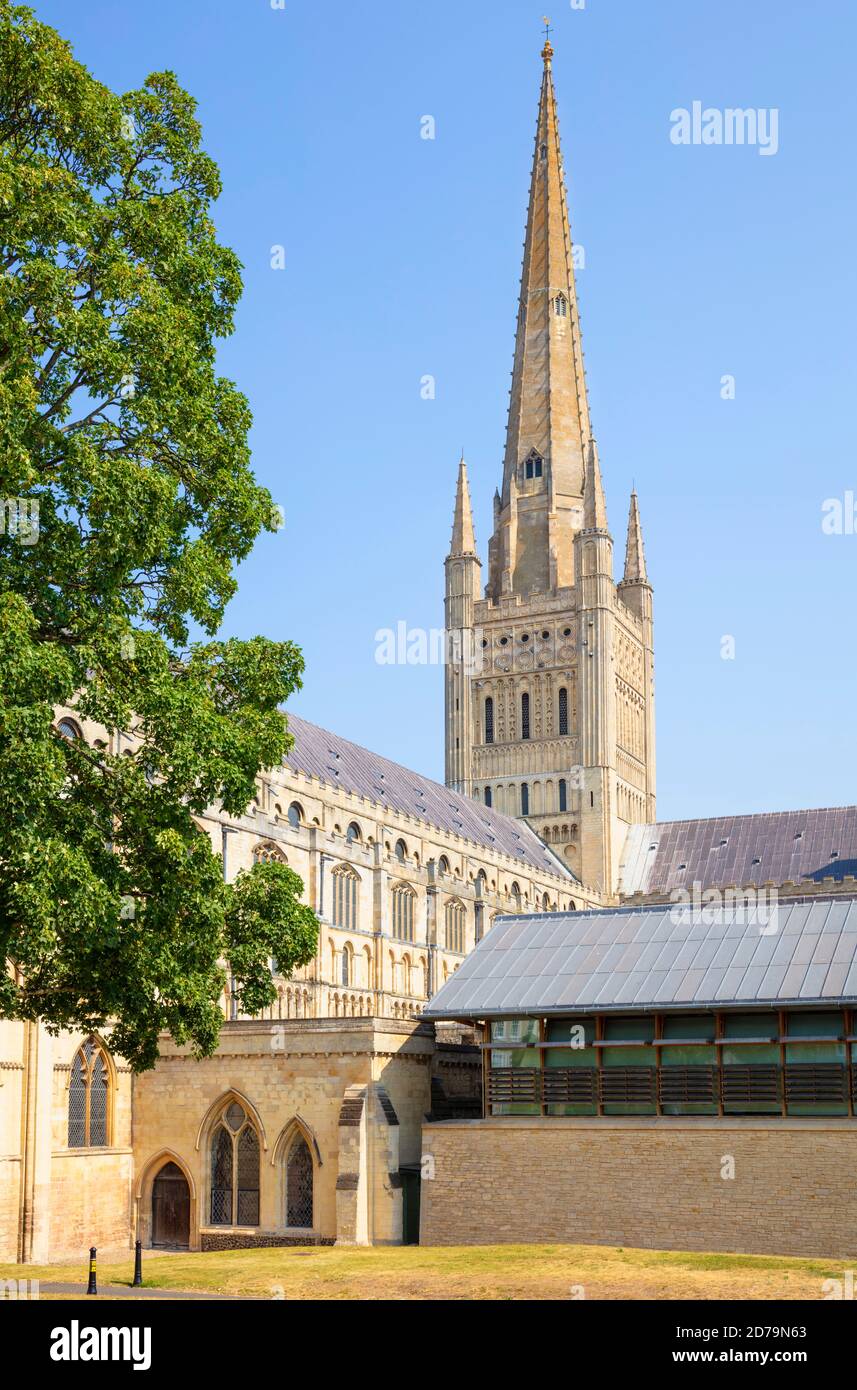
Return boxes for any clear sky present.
[33,0,857,821]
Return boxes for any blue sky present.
[35,0,857,821]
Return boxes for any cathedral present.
[444,34,654,895]
[2,40,856,1267]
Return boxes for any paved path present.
[33,1281,253,1301]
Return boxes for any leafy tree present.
[0,2,317,1069]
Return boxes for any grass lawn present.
[1,1243,851,1300]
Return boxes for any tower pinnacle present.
[582,439,609,532]
[623,490,648,583]
[449,455,478,558]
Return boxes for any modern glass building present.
[424,899,857,1121]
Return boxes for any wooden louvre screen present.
[720,1064,781,1105]
[658,1066,718,1107]
[541,1068,598,1106]
[487,1068,540,1106]
[783,1063,848,1104]
[599,1067,656,1106]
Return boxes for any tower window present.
[521,693,530,741]
[554,294,568,317]
[540,143,547,159]
[484,787,492,809]
[559,779,567,813]
[524,450,543,481]
[485,696,494,745]
[559,687,569,737]
[521,783,530,817]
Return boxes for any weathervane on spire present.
[541,15,554,62]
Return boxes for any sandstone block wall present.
[420,1117,857,1259]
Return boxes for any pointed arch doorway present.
[151,1162,191,1249]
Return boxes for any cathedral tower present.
[443,39,656,896]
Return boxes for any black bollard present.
[133,1240,143,1288]
[86,1246,97,1296]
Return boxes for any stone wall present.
[133,1018,434,1250]
[420,1116,857,1259]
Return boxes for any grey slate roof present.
[619,807,857,898]
[283,713,573,880]
[423,898,857,1019]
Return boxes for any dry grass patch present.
[2,1243,852,1301]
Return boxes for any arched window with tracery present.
[286,1134,314,1229]
[332,865,359,931]
[253,841,287,865]
[391,884,415,942]
[559,687,569,737]
[445,900,466,954]
[68,1037,110,1148]
[554,293,568,317]
[210,1100,260,1227]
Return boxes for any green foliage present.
[0,3,317,1069]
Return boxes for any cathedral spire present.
[449,455,477,557]
[488,42,593,598]
[582,439,609,532]
[622,489,648,582]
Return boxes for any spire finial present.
[541,16,553,63]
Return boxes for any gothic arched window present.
[391,884,415,943]
[525,450,543,481]
[332,865,359,931]
[67,1037,110,1148]
[253,841,287,865]
[554,294,568,317]
[521,693,531,741]
[210,1100,260,1227]
[286,1134,314,1229]
[521,783,530,816]
[445,900,466,954]
[484,696,494,745]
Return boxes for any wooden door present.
[151,1162,190,1248]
